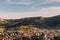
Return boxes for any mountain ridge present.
[0,15,60,29]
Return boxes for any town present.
[0,26,60,40]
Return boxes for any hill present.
[4,15,60,30]
[0,15,60,29]
[0,18,8,26]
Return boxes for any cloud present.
[0,0,60,6]
[0,0,60,19]
[38,7,60,17]
[31,0,60,9]
[9,0,32,1]
[1,0,60,5]
[5,0,32,5]
[32,0,60,5]
[0,7,60,19]
[7,2,32,5]
[41,0,60,4]
[40,7,60,12]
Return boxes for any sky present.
[0,0,60,19]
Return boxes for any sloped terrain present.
[0,15,60,29]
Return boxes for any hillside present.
[0,18,8,26]
[0,15,60,29]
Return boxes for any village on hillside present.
[0,25,60,40]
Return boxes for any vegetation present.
[0,15,60,30]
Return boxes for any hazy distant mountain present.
[0,15,60,29]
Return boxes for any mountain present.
[0,18,8,26]
[6,17,43,28]
[0,15,60,29]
